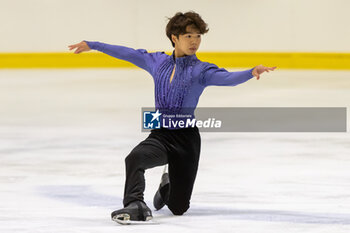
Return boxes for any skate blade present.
[112,214,155,225]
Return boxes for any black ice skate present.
[111,201,153,225]
[153,170,170,211]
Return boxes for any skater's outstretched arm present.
[200,63,276,87]
[68,41,161,75]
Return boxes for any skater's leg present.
[123,136,168,207]
[166,127,201,215]
[166,154,200,215]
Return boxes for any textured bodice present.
[154,53,199,115]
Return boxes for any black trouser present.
[123,126,201,215]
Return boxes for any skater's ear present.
[171,34,179,45]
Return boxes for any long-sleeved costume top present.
[85,41,254,129]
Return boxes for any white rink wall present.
[1,0,350,52]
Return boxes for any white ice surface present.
[0,69,350,233]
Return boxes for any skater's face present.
[172,25,201,57]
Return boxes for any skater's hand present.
[68,41,91,54]
[252,65,277,80]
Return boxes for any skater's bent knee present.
[172,210,185,216]
[168,205,189,216]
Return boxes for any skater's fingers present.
[75,48,83,54]
[68,45,77,50]
[74,47,81,54]
[69,43,80,48]
[68,43,83,52]
[69,46,79,51]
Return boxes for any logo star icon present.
[150,109,162,122]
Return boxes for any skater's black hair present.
[166,11,209,47]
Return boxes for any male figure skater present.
[69,11,276,224]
